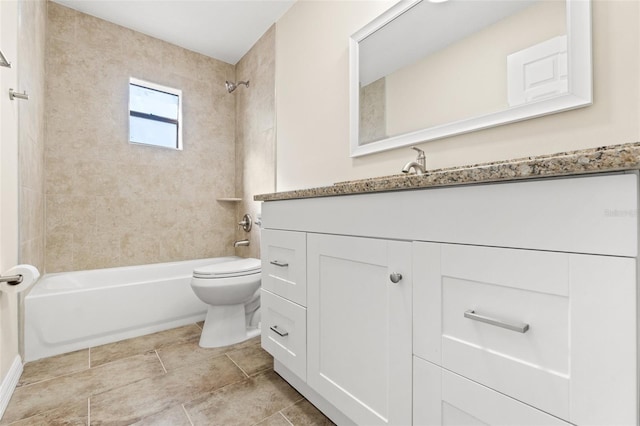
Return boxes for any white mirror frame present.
[349,0,592,158]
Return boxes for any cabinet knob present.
[389,272,403,283]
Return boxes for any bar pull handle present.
[464,310,529,333]
[0,274,23,285]
[9,89,28,101]
[270,325,289,337]
[270,260,289,268]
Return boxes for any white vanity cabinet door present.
[413,356,571,426]
[261,229,306,306]
[414,242,637,425]
[307,234,412,426]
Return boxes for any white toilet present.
[190,257,262,348]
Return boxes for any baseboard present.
[0,355,22,420]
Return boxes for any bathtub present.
[24,257,240,362]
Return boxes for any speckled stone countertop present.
[254,142,640,202]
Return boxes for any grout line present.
[181,404,194,426]
[88,347,91,369]
[87,397,90,426]
[155,350,168,374]
[280,397,304,412]
[279,411,295,426]
[225,354,250,379]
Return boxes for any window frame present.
[128,77,183,150]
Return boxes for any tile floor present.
[1,323,334,425]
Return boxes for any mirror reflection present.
[358,0,569,145]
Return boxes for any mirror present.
[350,0,591,157]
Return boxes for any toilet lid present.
[193,258,261,278]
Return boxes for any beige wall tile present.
[45,3,239,271]
[18,0,46,272]
[234,26,276,260]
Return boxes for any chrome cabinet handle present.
[464,310,529,333]
[270,260,289,267]
[389,272,403,283]
[270,325,289,337]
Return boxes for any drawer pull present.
[270,260,289,268]
[464,310,530,333]
[270,325,289,337]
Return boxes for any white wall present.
[0,0,20,386]
[275,0,640,191]
[385,1,565,136]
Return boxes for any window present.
[129,78,182,150]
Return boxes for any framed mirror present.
[350,0,592,157]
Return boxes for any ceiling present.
[52,0,295,65]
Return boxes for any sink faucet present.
[402,146,426,175]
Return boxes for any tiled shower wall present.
[45,4,239,272]
[234,26,276,260]
[18,0,47,271]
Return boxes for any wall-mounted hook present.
[9,89,28,101]
[0,50,11,68]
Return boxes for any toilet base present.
[199,304,260,348]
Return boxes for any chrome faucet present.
[233,239,249,247]
[402,146,426,175]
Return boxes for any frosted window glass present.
[128,78,182,150]
[129,116,178,149]
[130,84,179,119]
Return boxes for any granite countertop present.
[254,142,640,202]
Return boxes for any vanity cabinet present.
[413,357,571,426]
[307,234,412,426]
[260,230,307,381]
[413,242,637,425]
[259,172,639,425]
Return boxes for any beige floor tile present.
[3,399,88,426]
[184,370,302,426]
[2,352,164,424]
[130,405,192,426]
[226,342,273,377]
[254,412,292,426]
[281,400,335,426]
[90,324,202,367]
[19,349,89,387]
[155,336,229,372]
[90,354,245,424]
[157,335,262,373]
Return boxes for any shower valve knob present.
[238,214,252,232]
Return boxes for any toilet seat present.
[193,258,261,279]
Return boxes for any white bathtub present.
[24,257,240,362]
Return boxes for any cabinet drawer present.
[413,356,570,426]
[261,289,307,381]
[261,229,306,306]
[414,242,638,424]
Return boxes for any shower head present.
[225,80,250,93]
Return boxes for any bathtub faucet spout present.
[233,239,249,247]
